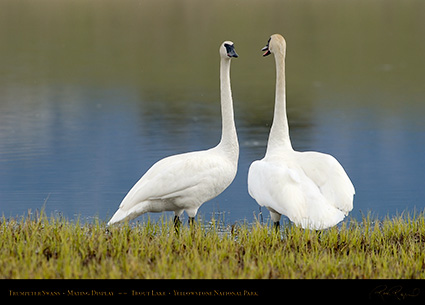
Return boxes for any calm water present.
[1,0,425,224]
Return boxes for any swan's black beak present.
[225,43,239,58]
[262,38,271,57]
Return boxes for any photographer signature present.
[369,285,420,301]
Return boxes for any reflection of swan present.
[248,34,354,230]
[108,41,239,227]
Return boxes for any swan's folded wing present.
[248,160,307,221]
[118,150,230,211]
[297,151,355,214]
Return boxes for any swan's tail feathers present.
[107,208,129,226]
[298,208,346,230]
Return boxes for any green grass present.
[1,210,425,279]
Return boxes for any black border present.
[1,279,424,303]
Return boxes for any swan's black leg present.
[315,230,322,241]
[173,216,182,233]
[273,221,280,232]
[188,217,195,227]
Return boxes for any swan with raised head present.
[108,41,239,227]
[248,34,354,230]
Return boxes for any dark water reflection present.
[1,0,424,223]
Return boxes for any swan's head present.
[220,41,239,59]
[262,34,286,57]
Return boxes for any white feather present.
[248,34,354,230]
[108,41,239,225]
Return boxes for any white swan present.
[248,34,354,230]
[108,41,239,226]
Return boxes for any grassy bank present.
[1,211,425,279]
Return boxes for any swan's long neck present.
[266,51,292,154]
[217,58,239,160]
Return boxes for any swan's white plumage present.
[248,34,354,230]
[109,149,236,223]
[108,41,239,225]
[248,151,354,229]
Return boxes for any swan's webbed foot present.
[273,221,280,232]
[188,217,195,227]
